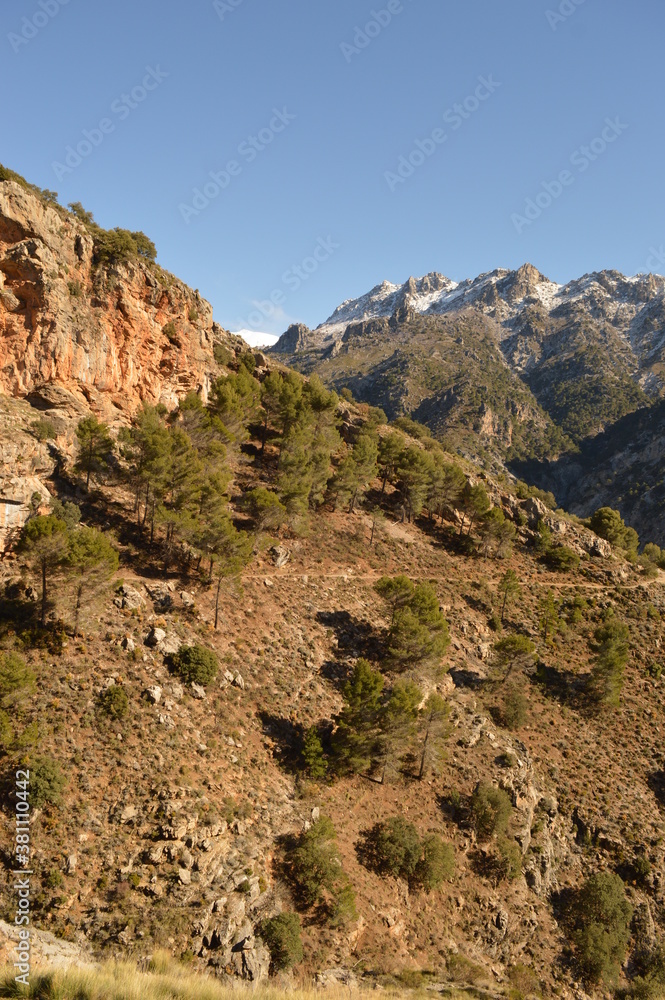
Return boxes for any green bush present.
[30,418,56,441]
[28,756,66,808]
[496,835,522,880]
[0,651,35,707]
[163,321,179,344]
[328,881,358,927]
[544,545,580,572]
[261,912,303,971]
[170,645,218,686]
[470,783,512,840]
[570,872,632,984]
[98,684,129,720]
[495,689,528,729]
[213,343,234,366]
[416,834,455,889]
[362,816,422,880]
[287,816,344,907]
[92,227,156,266]
[300,726,327,779]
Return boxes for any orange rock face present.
[0,180,230,418]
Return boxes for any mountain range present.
[272,263,665,542]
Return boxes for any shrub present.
[361,816,422,880]
[287,816,344,907]
[470,783,512,840]
[163,321,179,344]
[30,418,56,441]
[415,834,455,889]
[28,756,66,808]
[496,835,522,880]
[68,279,83,297]
[301,726,327,779]
[170,645,218,686]
[261,912,303,971]
[0,651,35,708]
[243,487,287,531]
[495,689,528,729]
[213,343,234,366]
[329,880,358,926]
[188,306,199,322]
[570,872,632,984]
[544,545,580,572]
[98,684,129,720]
[508,963,540,999]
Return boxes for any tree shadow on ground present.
[316,610,384,670]
[257,710,304,772]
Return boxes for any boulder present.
[157,633,181,656]
[269,544,290,568]
[191,683,206,700]
[146,627,166,647]
[144,685,162,704]
[145,582,174,611]
[121,636,135,653]
[115,584,144,611]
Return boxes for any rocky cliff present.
[0,179,238,420]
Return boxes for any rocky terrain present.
[1,173,665,999]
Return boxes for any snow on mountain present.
[308,264,665,346]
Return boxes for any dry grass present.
[0,957,384,1000]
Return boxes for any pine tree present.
[378,432,405,493]
[18,515,69,625]
[388,583,450,669]
[427,459,466,522]
[418,692,450,779]
[587,612,630,708]
[67,526,119,636]
[493,635,536,683]
[301,726,328,779]
[538,589,560,642]
[459,482,491,537]
[333,429,379,512]
[479,508,516,558]
[374,575,415,619]
[210,365,261,445]
[396,446,435,522]
[498,569,521,625]
[209,518,253,629]
[74,416,114,491]
[379,680,422,782]
[332,659,384,775]
[119,405,171,532]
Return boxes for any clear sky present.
[2,0,664,341]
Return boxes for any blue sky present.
[2,0,664,340]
